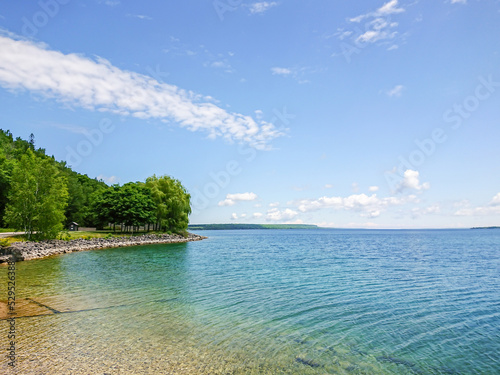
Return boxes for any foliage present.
[146,175,191,233]
[92,182,156,232]
[60,164,107,226]
[0,129,192,237]
[57,231,72,241]
[4,149,68,240]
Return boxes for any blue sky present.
[0,0,499,228]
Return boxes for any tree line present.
[0,129,191,240]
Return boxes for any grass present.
[0,235,25,247]
[0,228,16,233]
[0,228,182,245]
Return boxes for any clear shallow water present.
[1,229,499,374]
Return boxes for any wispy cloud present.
[0,35,283,149]
[454,192,500,216]
[411,204,441,218]
[47,122,91,135]
[271,67,292,76]
[350,0,405,23]
[248,2,278,14]
[356,18,399,44]
[451,0,467,4]
[127,14,153,20]
[337,0,406,50]
[204,59,234,73]
[293,193,417,219]
[99,0,120,6]
[386,84,405,97]
[270,66,313,84]
[218,192,258,206]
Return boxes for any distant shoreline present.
[0,233,207,263]
[188,224,318,230]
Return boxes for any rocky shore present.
[0,233,207,263]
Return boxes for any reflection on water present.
[1,230,500,374]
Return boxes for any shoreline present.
[0,232,207,263]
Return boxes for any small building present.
[68,222,79,231]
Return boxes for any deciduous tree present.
[4,149,68,239]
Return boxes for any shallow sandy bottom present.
[0,300,389,375]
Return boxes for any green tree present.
[61,165,107,226]
[116,182,156,233]
[146,175,191,233]
[4,149,68,240]
[91,183,156,232]
[90,185,119,230]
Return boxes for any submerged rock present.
[295,357,322,368]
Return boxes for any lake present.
[1,229,499,374]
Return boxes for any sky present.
[0,0,499,228]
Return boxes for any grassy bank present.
[0,229,187,247]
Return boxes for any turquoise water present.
[1,229,499,374]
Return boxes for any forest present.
[0,129,191,240]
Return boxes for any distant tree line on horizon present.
[188,224,318,230]
[0,129,191,240]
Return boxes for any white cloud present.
[350,0,405,22]
[127,14,152,20]
[451,0,467,4]
[252,212,263,218]
[266,208,298,221]
[377,0,405,15]
[362,210,381,218]
[369,186,379,192]
[352,182,359,192]
[248,2,278,14]
[48,122,91,135]
[455,206,500,216]
[293,192,417,219]
[270,66,312,84]
[271,67,292,76]
[0,35,283,149]
[231,213,238,220]
[490,192,500,206]
[97,175,119,184]
[455,192,500,216]
[218,192,258,206]
[285,219,304,225]
[335,29,353,40]
[356,18,398,44]
[386,84,405,97]
[269,202,280,207]
[315,222,336,228]
[396,170,430,193]
[324,184,334,189]
[205,60,233,72]
[411,204,441,218]
[100,0,120,6]
[345,1,404,47]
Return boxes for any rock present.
[0,233,207,263]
